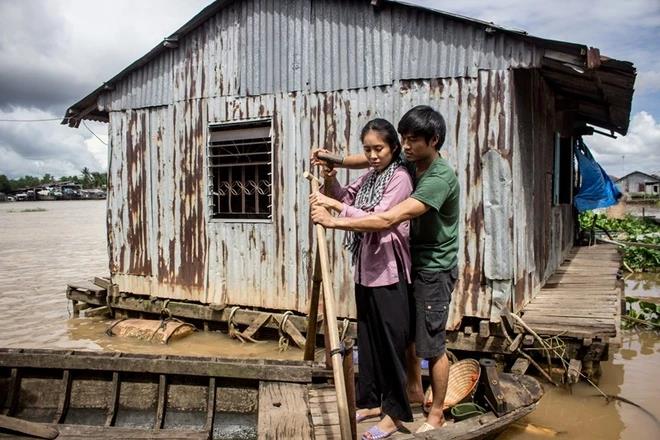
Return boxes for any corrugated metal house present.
[64,0,635,329]
[616,171,659,195]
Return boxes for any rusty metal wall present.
[101,0,571,324]
[98,0,541,111]
[106,73,518,323]
[106,70,573,325]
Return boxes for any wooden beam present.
[53,370,72,424]
[105,372,120,427]
[204,377,216,432]
[155,375,167,429]
[0,415,58,439]
[0,349,313,384]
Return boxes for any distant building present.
[616,171,660,195]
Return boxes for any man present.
[311,105,459,433]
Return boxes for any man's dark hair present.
[360,118,402,157]
[397,105,446,150]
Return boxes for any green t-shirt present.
[409,157,459,271]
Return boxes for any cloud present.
[0,0,658,177]
[588,111,660,177]
[0,0,213,112]
[0,107,107,179]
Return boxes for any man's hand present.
[310,148,331,168]
[311,205,336,228]
[310,191,342,212]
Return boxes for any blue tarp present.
[574,140,622,212]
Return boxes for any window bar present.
[255,165,260,214]
[228,166,233,214]
[241,165,246,214]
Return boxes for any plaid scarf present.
[344,156,403,263]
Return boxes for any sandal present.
[362,424,400,440]
[415,421,447,434]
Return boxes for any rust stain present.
[125,111,152,277]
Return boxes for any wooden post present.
[303,251,322,361]
[305,171,352,440]
[343,338,357,440]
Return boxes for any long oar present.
[305,171,352,440]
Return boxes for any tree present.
[41,173,54,184]
[0,175,10,193]
[81,167,92,189]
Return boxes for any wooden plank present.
[523,312,616,319]
[204,377,216,432]
[3,368,20,416]
[55,425,208,439]
[241,313,272,340]
[528,327,615,338]
[104,372,120,427]
[413,404,537,440]
[257,381,311,440]
[0,349,312,384]
[53,370,71,424]
[0,415,58,439]
[154,375,167,429]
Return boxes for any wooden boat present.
[0,348,542,439]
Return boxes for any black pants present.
[355,277,413,422]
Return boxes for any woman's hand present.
[309,191,343,213]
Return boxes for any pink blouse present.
[326,167,413,287]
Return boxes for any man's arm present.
[340,153,370,170]
[311,197,429,232]
[311,148,369,170]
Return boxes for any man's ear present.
[430,135,440,150]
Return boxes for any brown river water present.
[1,200,658,439]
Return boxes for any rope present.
[105,318,127,336]
[278,311,294,352]
[339,318,350,341]
[511,313,657,423]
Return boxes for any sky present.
[0,0,658,180]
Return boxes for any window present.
[207,119,272,220]
[552,133,574,206]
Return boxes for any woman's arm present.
[340,170,413,219]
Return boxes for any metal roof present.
[63,0,636,135]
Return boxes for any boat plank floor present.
[258,381,311,440]
[521,245,621,339]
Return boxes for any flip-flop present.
[356,411,382,423]
[361,424,400,440]
[415,421,447,434]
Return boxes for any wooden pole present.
[305,171,353,440]
[342,338,357,440]
[303,251,322,361]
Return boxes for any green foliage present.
[0,172,107,191]
[623,296,660,329]
[579,212,660,271]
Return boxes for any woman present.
[310,119,414,440]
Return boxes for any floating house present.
[64,0,635,343]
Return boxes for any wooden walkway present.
[520,245,622,342]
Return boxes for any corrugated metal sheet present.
[99,0,541,111]
[510,69,574,312]
[106,73,521,323]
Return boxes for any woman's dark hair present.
[360,118,402,158]
[397,105,446,150]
